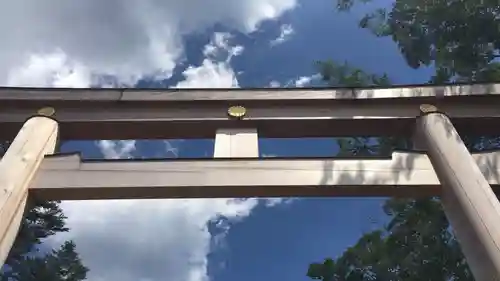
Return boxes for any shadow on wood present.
[29,150,500,200]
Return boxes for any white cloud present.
[164,140,181,158]
[270,24,295,46]
[54,198,263,281]
[175,33,242,88]
[0,2,300,279]
[292,73,321,87]
[176,60,239,88]
[1,1,298,281]
[269,80,281,87]
[264,198,295,207]
[97,140,137,159]
[1,0,296,87]
[95,32,241,161]
[269,73,322,89]
[269,73,321,88]
[7,51,93,87]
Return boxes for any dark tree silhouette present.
[0,141,88,281]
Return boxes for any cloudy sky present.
[2,0,435,281]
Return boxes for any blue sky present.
[61,138,392,281]
[166,1,434,278]
[3,0,436,280]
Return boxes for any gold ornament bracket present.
[227,106,247,120]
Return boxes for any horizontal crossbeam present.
[1,83,500,140]
[29,151,500,200]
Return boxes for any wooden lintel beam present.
[29,151,500,200]
[1,96,500,140]
[1,83,500,101]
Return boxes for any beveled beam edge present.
[1,82,499,102]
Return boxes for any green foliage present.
[317,61,391,87]
[307,1,500,276]
[0,142,88,281]
[307,199,475,280]
[335,0,500,83]
[308,62,483,279]
[316,61,410,158]
[3,242,88,281]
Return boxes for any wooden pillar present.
[0,114,58,266]
[416,104,500,281]
[214,128,259,158]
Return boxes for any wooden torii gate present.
[1,83,500,280]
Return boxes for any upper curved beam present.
[1,83,500,140]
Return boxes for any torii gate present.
[1,83,500,281]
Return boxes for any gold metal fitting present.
[37,107,56,117]
[227,106,247,119]
[419,104,438,115]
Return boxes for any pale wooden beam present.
[214,128,259,158]
[1,99,500,140]
[0,116,58,266]
[1,83,499,101]
[29,151,500,201]
[416,105,500,281]
[1,83,500,140]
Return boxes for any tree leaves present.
[335,0,500,82]
[306,1,500,276]
[307,258,336,281]
[2,242,88,281]
[317,61,391,87]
